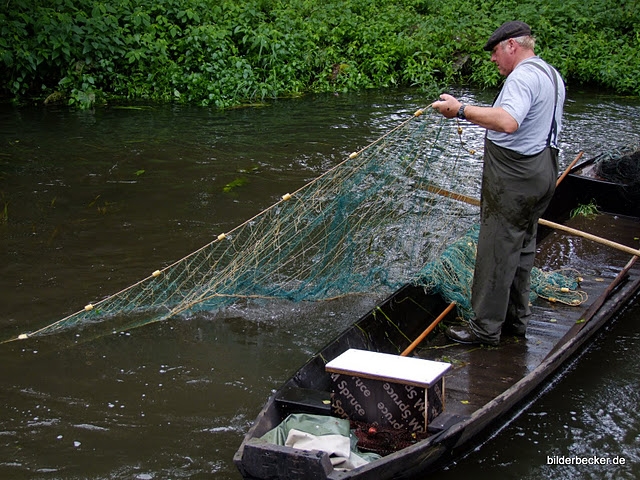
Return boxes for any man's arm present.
[432,93,519,134]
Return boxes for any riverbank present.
[2,0,639,109]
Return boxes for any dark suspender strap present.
[521,59,559,147]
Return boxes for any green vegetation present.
[1,0,638,108]
[570,200,600,218]
[223,177,249,193]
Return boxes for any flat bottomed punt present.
[235,158,640,480]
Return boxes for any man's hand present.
[431,94,519,133]
[431,94,462,119]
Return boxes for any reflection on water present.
[0,89,639,479]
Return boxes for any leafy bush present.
[1,0,638,108]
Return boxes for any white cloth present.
[284,429,370,470]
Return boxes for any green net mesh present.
[418,224,586,321]
[9,108,586,342]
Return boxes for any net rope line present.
[8,106,451,341]
[4,106,585,344]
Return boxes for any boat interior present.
[236,169,640,477]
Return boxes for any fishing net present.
[7,108,585,342]
[418,224,586,321]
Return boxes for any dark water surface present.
[1,89,639,479]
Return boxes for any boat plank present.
[416,281,635,410]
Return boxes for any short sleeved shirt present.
[487,56,565,155]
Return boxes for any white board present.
[325,348,451,388]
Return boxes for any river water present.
[0,88,638,479]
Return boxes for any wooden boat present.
[234,148,640,480]
[558,143,639,218]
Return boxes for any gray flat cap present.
[483,21,532,51]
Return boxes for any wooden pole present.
[425,151,584,209]
[538,218,639,257]
[426,151,639,257]
[401,301,456,356]
[426,185,479,206]
[556,151,584,187]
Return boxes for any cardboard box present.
[325,349,450,433]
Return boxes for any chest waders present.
[469,61,561,343]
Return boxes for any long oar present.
[538,218,639,257]
[401,301,456,356]
[555,151,584,186]
[546,150,638,258]
[426,151,584,209]
[426,157,639,258]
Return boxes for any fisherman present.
[431,21,566,345]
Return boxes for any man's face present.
[490,39,515,76]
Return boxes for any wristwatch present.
[456,104,467,120]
